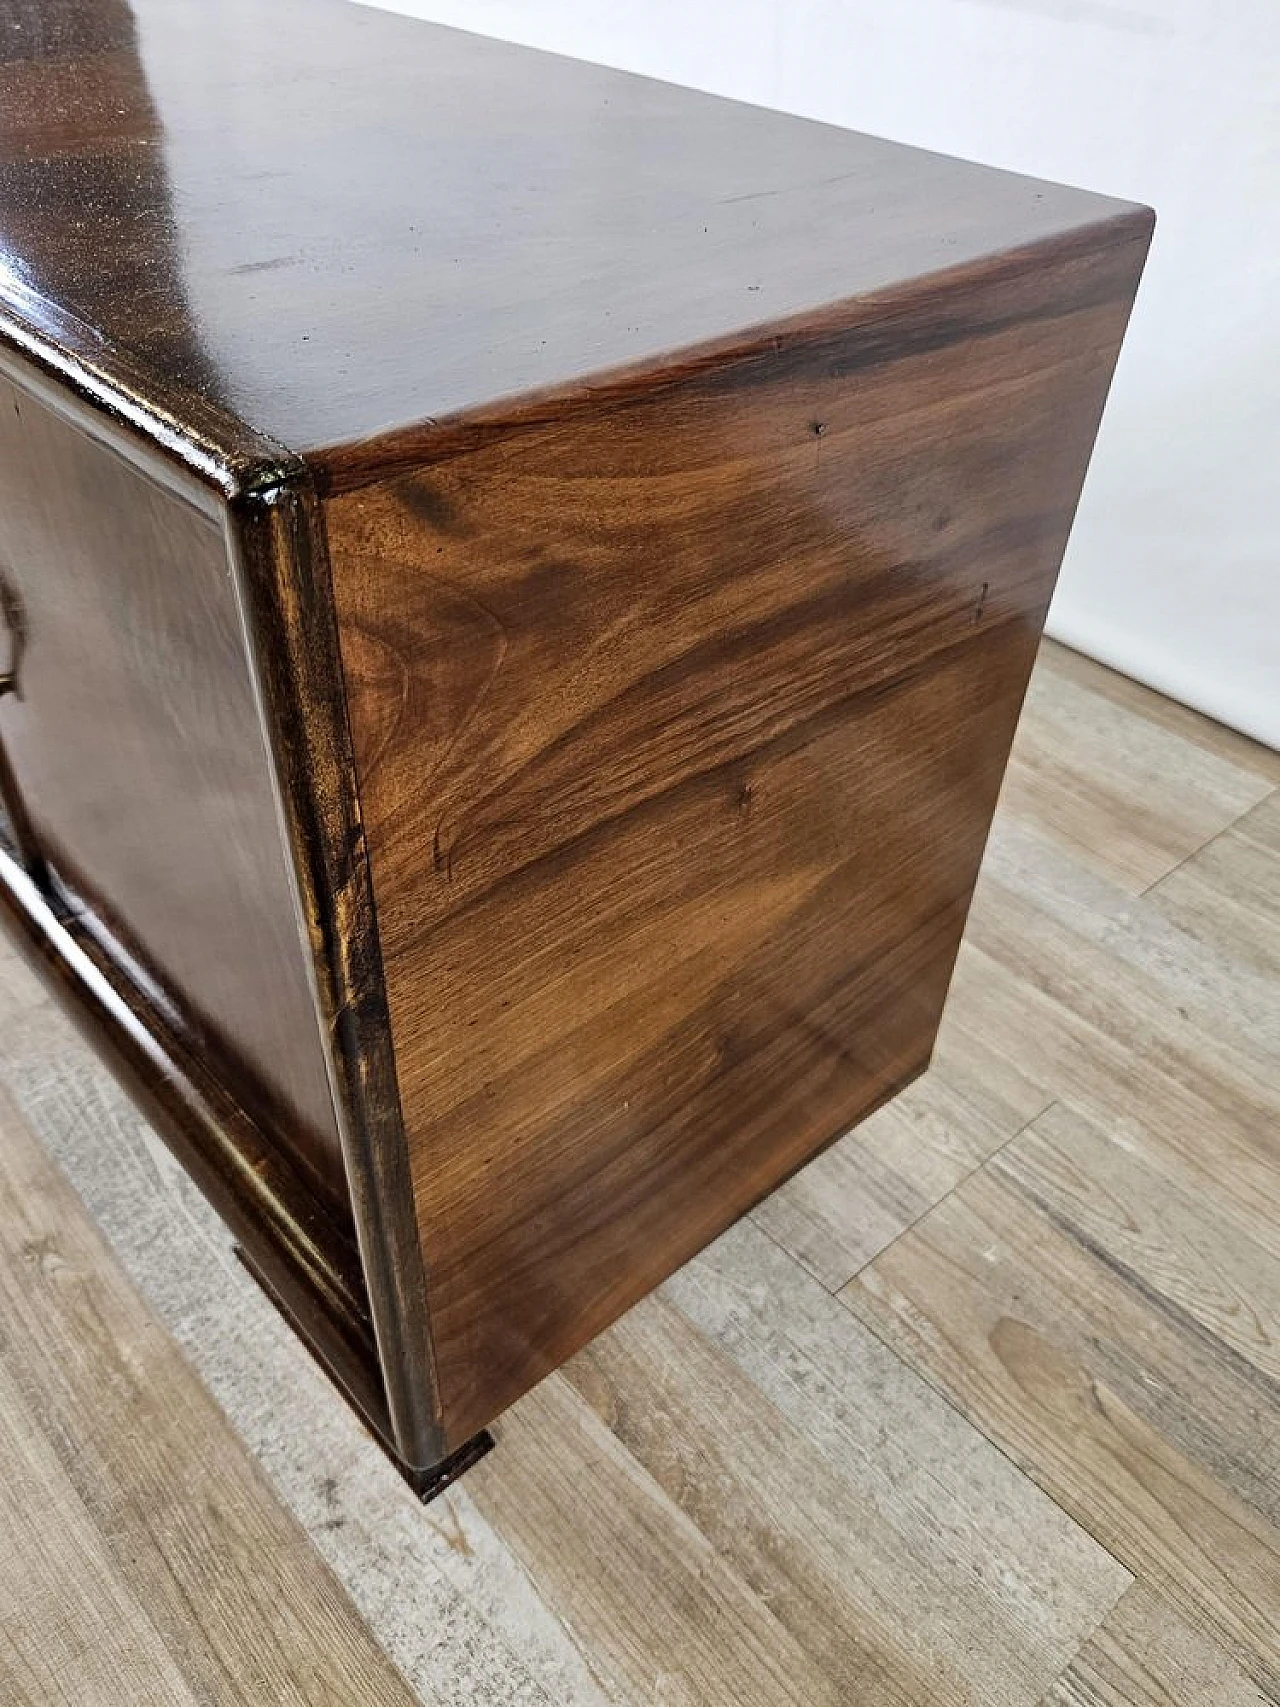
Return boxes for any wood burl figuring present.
[0,0,1152,1491]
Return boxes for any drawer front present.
[0,368,345,1200]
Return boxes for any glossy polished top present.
[0,0,1144,469]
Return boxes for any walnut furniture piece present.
[0,0,1151,1492]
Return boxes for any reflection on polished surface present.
[0,0,1153,1480]
[0,0,219,394]
[0,0,1136,460]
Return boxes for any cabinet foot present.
[397,1430,495,1503]
[232,1243,493,1501]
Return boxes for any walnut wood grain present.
[1,0,1143,476]
[327,225,1150,1446]
[8,638,1278,1703]
[0,0,1152,1473]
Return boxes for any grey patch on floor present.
[0,945,608,1707]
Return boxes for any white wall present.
[367,0,1280,747]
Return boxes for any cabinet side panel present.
[0,371,345,1201]
[326,228,1149,1446]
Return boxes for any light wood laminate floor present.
[1,640,1277,1705]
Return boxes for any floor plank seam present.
[745,1206,838,1292]
[1139,781,1280,898]
[5,629,1279,1707]
[1031,1579,1144,1707]
[995,1160,1280,1414]
[836,1270,1140,1604]
[832,1094,1061,1295]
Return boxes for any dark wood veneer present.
[0,366,343,1200]
[0,0,1151,1480]
[0,832,390,1446]
[326,226,1147,1443]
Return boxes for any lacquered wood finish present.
[0,356,444,1471]
[0,0,1142,471]
[225,463,446,1469]
[0,366,343,1198]
[7,644,1278,1704]
[0,0,1152,1473]
[328,226,1149,1445]
[0,834,392,1449]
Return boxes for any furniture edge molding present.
[313,204,1156,495]
[0,303,446,1471]
[224,472,446,1470]
[0,834,392,1439]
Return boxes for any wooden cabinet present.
[0,0,1151,1490]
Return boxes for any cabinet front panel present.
[0,371,345,1201]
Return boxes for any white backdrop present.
[366,0,1280,746]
